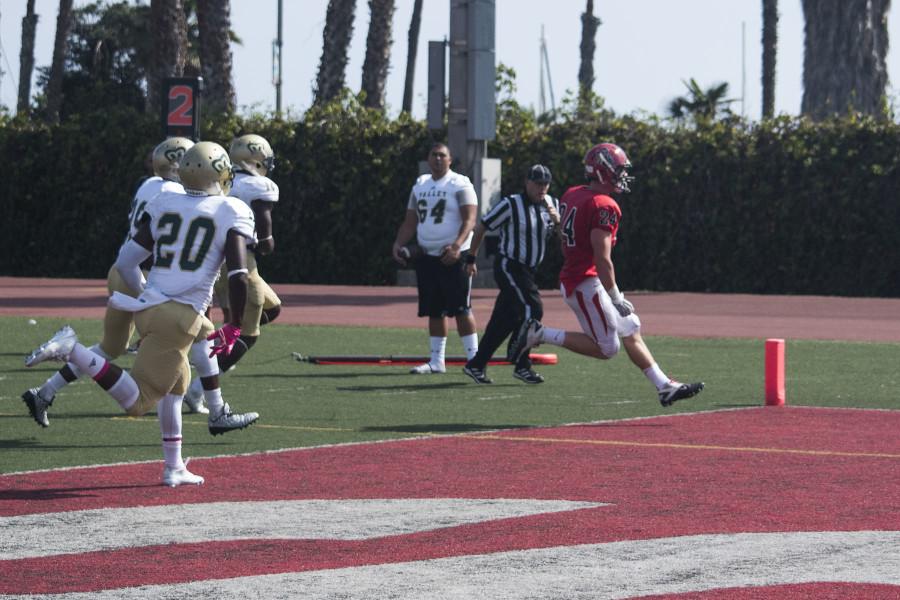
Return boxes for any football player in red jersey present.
[509,143,704,407]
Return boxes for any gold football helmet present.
[152,137,195,182]
[178,141,234,195]
[229,134,275,176]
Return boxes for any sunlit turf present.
[1,316,897,473]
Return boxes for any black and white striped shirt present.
[482,193,559,268]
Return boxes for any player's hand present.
[392,242,408,266]
[207,324,241,357]
[607,285,634,317]
[440,243,461,265]
[465,263,478,277]
[612,297,634,317]
[543,196,561,225]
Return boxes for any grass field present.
[1,315,898,474]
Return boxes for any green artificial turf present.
[0,316,897,473]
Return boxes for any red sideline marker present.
[765,338,786,406]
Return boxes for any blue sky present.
[2,1,899,120]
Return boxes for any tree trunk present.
[17,0,39,116]
[315,0,356,105]
[401,0,422,114]
[761,0,778,118]
[361,0,395,109]
[148,0,189,114]
[45,0,74,124]
[196,0,236,114]
[801,0,890,119]
[578,0,601,109]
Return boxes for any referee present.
[463,164,560,384]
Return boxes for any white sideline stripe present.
[0,498,605,560]
[1,406,758,477]
[2,531,898,599]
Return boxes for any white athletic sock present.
[107,372,139,412]
[39,372,70,398]
[430,336,447,366]
[158,393,185,469]
[203,387,225,417]
[540,327,566,346]
[67,343,108,379]
[643,363,671,390]
[64,344,112,382]
[460,333,478,360]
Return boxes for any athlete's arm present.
[591,226,633,316]
[224,230,249,329]
[590,227,616,292]
[392,208,419,264]
[251,199,274,255]
[441,203,477,266]
[114,220,153,294]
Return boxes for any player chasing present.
[24,142,259,487]
[508,143,705,407]
[21,137,208,419]
[183,134,282,408]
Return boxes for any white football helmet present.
[178,141,234,195]
[229,134,275,176]
[152,137,195,182]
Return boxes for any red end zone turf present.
[1,407,898,598]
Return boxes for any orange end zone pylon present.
[765,338,786,406]
[292,353,559,366]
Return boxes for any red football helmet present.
[583,143,634,193]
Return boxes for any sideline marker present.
[765,338,786,406]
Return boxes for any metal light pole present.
[273,0,283,117]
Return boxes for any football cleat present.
[410,362,446,374]
[25,325,78,367]
[513,368,545,384]
[658,381,705,407]
[463,364,493,384]
[183,386,209,415]
[208,403,259,436]
[508,318,543,364]
[162,465,204,487]
[22,388,54,427]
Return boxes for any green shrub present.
[2,100,898,296]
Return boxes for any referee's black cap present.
[527,164,552,183]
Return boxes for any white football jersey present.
[407,169,478,256]
[144,190,255,314]
[230,172,279,245]
[124,177,185,245]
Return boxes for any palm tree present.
[196,0,235,114]
[667,79,734,122]
[148,0,188,114]
[315,0,357,105]
[401,0,422,114]
[801,0,890,119]
[361,0,394,109]
[17,0,39,115]
[45,0,74,124]
[578,0,601,110]
[761,0,778,118]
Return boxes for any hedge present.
[2,98,899,297]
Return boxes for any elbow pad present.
[114,240,152,294]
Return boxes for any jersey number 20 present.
[155,213,216,271]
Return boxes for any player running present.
[24,142,259,486]
[509,143,704,407]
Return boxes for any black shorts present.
[414,254,473,318]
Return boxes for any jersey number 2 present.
[155,213,216,271]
